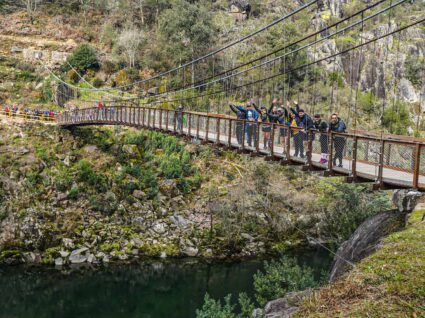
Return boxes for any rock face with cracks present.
[329,189,423,282]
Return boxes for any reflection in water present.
[0,250,331,318]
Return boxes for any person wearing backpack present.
[235,102,259,147]
[329,113,347,167]
[313,114,329,164]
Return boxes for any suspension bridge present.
[53,105,425,191]
[4,0,425,189]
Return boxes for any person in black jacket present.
[268,103,289,154]
[230,104,245,144]
[313,114,329,164]
[290,101,314,158]
[175,106,184,132]
[329,113,347,167]
[254,99,274,150]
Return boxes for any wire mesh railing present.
[57,106,425,190]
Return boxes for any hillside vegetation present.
[295,208,425,318]
[0,0,424,134]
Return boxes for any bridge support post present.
[351,136,358,182]
[325,132,334,177]
[227,119,233,149]
[281,126,292,165]
[266,124,276,161]
[216,118,221,145]
[188,113,192,137]
[413,143,421,189]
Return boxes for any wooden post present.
[377,139,385,188]
[307,130,313,169]
[270,124,275,156]
[197,115,200,139]
[328,131,334,172]
[188,113,192,137]
[173,110,176,133]
[148,108,151,128]
[216,118,221,144]
[255,122,260,153]
[352,136,358,181]
[166,109,169,131]
[286,126,291,161]
[413,144,421,189]
[159,109,163,130]
[241,121,246,151]
[137,107,141,126]
[205,116,210,142]
[228,119,233,147]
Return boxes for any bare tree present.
[136,0,146,25]
[21,0,41,24]
[118,28,144,68]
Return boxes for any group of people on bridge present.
[229,99,347,167]
[2,105,57,121]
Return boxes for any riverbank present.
[294,208,425,318]
[0,121,392,266]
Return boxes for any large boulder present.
[262,289,313,318]
[399,78,418,103]
[329,189,423,282]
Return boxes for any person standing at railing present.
[230,104,245,145]
[290,101,314,159]
[329,113,347,168]
[269,106,289,154]
[98,101,105,120]
[4,105,10,116]
[175,106,184,132]
[12,105,18,117]
[288,110,304,158]
[313,114,329,164]
[235,102,259,147]
[253,99,274,150]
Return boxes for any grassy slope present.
[295,209,425,318]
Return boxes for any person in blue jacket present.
[236,102,259,147]
[329,113,347,167]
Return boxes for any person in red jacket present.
[97,101,105,120]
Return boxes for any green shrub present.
[253,256,317,306]
[26,171,42,187]
[196,294,236,318]
[89,192,118,215]
[62,44,99,74]
[196,293,256,318]
[0,209,8,222]
[160,153,184,179]
[68,187,80,200]
[382,102,411,135]
[55,170,73,192]
[92,77,104,88]
[78,160,107,192]
[405,56,424,86]
[101,60,118,75]
[40,80,53,103]
[141,168,158,199]
[317,180,391,242]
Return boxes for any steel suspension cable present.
[137,18,425,109]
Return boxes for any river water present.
[0,249,332,318]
